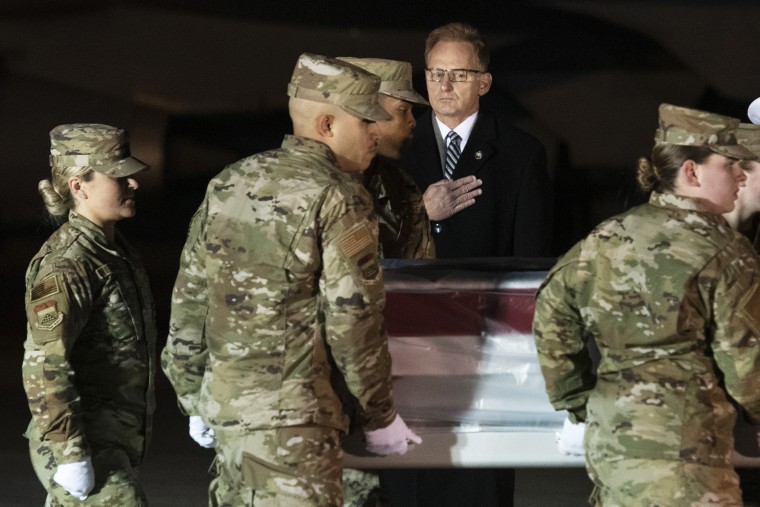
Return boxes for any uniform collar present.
[68,211,109,242]
[649,191,705,212]
[648,191,732,227]
[282,135,338,165]
[361,156,388,197]
[68,211,130,255]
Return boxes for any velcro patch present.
[338,224,379,283]
[33,300,64,331]
[30,274,60,302]
[357,253,379,280]
[339,224,373,258]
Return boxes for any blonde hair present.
[38,165,94,217]
[424,22,490,70]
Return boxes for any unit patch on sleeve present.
[338,224,380,283]
[33,300,64,331]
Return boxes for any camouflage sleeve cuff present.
[363,408,397,432]
[567,409,587,424]
[50,435,91,464]
[175,396,198,417]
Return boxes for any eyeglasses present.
[425,68,485,82]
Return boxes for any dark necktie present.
[444,131,461,179]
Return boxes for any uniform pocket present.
[241,449,292,491]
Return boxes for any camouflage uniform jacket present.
[161,135,397,433]
[362,156,435,259]
[533,192,760,468]
[23,212,156,465]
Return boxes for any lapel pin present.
[474,151,483,160]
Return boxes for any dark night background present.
[2,1,760,505]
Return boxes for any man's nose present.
[440,75,454,90]
[368,122,380,139]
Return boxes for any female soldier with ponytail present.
[22,124,156,506]
[533,104,760,506]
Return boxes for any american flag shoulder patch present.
[339,224,373,258]
[338,224,380,283]
[30,274,60,302]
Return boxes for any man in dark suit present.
[402,22,553,259]
[382,21,554,507]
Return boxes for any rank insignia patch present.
[358,253,379,280]
[34,300,64,330]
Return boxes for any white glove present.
[749,97,760,125]
[364,414,422,456]
[189,415,217,448]
[53,457,95,500]
[556,417,586,456]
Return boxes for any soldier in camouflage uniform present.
[533,104,760,506]
[724,123,760,506]
[724,122,760,253]
[333,57,435,507]
[337,57,435,260]
[22,124,156,506]
[161,53,421,507]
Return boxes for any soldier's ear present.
[681,159,700,187]
[68,176,88,200]
[317,113,335,137]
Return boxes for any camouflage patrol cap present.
[287,53,391,122]
[737,123,760,159]
[654,103,757,160]
[336,57,429,106]
[49,123,148,176]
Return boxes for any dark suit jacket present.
[401,107,553,258]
